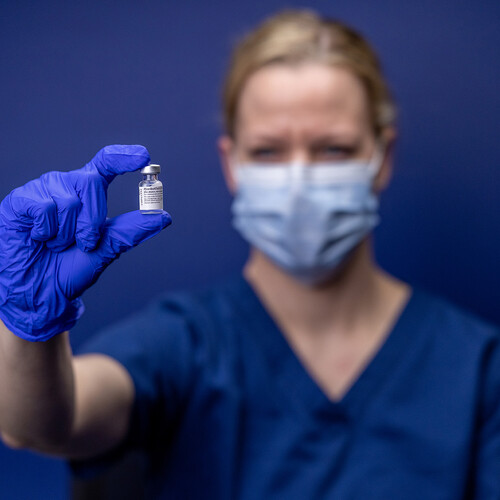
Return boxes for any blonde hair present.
[222,9,396,138]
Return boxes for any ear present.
[217,135,238,195]
[374,126,397,192]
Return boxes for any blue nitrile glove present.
[0,145,171,342]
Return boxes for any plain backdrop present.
[1,0,499,498]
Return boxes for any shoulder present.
[90,274,245,339]
[152,276,241,322]
[399,288,500,423]
[78,275,249,368]
[400,287,500,397]
[410,287,499,347]
[148,274,247,337]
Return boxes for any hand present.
[0,145,171,341]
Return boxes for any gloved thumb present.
[58,210,171,300]
[96,210,172,265]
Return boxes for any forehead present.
[236,63,371,140]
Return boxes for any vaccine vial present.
[139,164,163,214]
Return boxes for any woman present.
[0,10,498,499]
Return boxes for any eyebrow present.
[244,133,363,146]
[310,135,363,148]
[245,134,288,144]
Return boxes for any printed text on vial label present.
[140,186,163,210]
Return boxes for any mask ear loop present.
[229,151,243,190]
[367,142,385,179]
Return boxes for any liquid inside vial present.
[139,164,163,214]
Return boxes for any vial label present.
[139,185,163,211]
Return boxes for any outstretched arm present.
[0,145,170,458]
[0,323,134,459]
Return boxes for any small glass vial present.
[139,164,163,214]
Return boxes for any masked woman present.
[0,10,499,499]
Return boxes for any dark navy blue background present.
[0,1,499,498]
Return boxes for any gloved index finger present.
[88,145,151,185]
[68,145,150,252]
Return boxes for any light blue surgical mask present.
[231,148,383,284]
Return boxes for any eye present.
[315,145,356,161]
[248,147,282,162]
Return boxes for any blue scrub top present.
[73,275,500,499]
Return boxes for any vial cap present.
[140,164,161,174]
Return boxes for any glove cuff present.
[0,298,85,342]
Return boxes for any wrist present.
[0,297,84,342]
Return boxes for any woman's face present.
[219,62,393,191]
